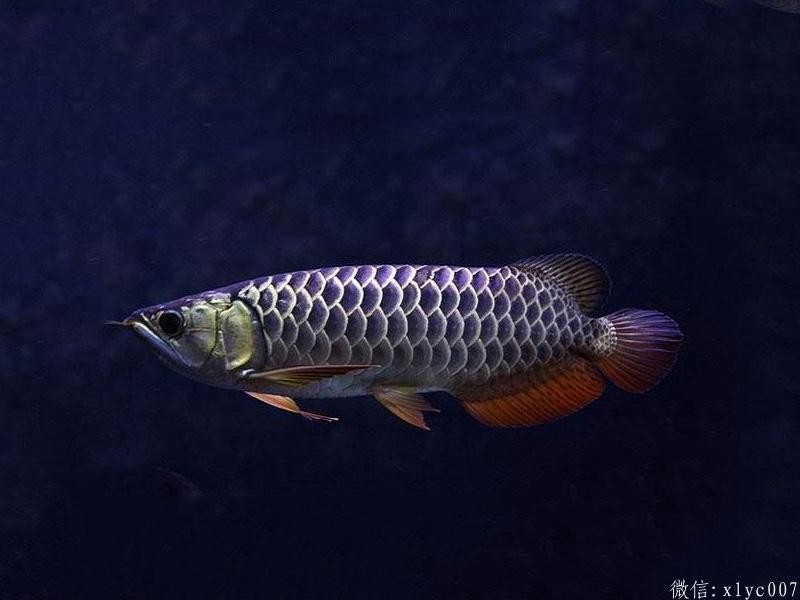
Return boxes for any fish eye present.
[157,310,184,337]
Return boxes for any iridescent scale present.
[230,265,594,398]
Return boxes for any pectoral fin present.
[243,364,377,387]
[373,387,439,430]
[246,392,339,422]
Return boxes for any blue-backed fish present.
[114,255,682,429]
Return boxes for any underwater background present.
[2,1,799,598]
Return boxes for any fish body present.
[122,255,682,429]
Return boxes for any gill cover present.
[213,299,257,371]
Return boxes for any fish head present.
[122,292,265,387]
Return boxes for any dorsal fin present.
[512,254,610,314]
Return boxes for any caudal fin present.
[593,309,683,393]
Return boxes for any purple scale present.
[453,268,472,291]
[380,280,402,315]
[295,322,316,355]
[525,302,541,323]
[538,288,552,308]
[531,321,545,345]
[414,267,431,285]
[433,267,453,288]
[488,271,504,296]
[411,339,432,369]
[471,269,488,294]
[325,304,347,341]
[553,297,564,314]
[271,339,288,367]
[360,281,382,315]
[284,346,301,367]
[541,306,555,327]
[330,337,352,364]
[282,316,299,346]
[310,332,332,364]
[401,283,420,313]
[522,281,537,303]
[350,339,372,365]
[520,341,537,365]
[386,310,408,346]
[534,278,544,292]
[365,311,388,346]
[445,312,465,344]
[551,344,565,361]
[493,292,510,318]
[262,310,283,341]
[504,341,521,369]
[509,296,526,322]
[461,313,480,346]
[555,313,567,328]
[505,276,521,298]
[393,338,414,371]
[405,307,427,346]
[465,342,486,373]
[344,309,367,342]
[429,339,451,373]
[375,265,396,286]
[340,281,364,314]
[289,271,309,289]
[497,314,514,345]
[419,282,441,316]
[305,271,325,297]
[355,265,376,285]
[449,340,468,373]
[439,284,459,316]
[320,266,338,279]
[259,286,277,312]
[371,339,393,367]
[337,265,357,285]
[479,314,498,344]
[485,339,504,371]
[426,310,447,346]
[458,287,478,314]
[307,297,329,333]
[395,265,415,287]
[292,290,312,322]
[277,286,295,316]
[514,319,531,344]
[475,289,494,319]
[322,277,344,307]
[271,272,291,290]
[538,343,551,364]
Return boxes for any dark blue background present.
[2,1,799,598]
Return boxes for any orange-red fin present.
[513,254,610,314]
[373,387,439,430]
[246,392,339,422]
[244,364,377,387]
[457,358,605,427]
[594,309,682,393]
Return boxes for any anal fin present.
[457,358,605,427]
[373,387,440,430]
[246,392,338,422]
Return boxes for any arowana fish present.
[115,255,682,429]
